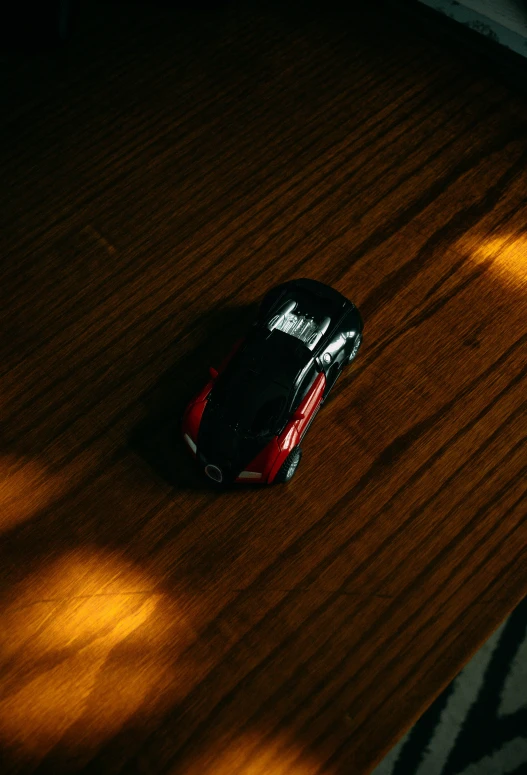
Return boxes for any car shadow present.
[127,302,258,491]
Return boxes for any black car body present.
[182,279,363,484]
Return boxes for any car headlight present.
[237,471,262,479]
[184,433,197,454]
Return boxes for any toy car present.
[182,278,363,484]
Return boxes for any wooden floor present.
[1,2,526,773]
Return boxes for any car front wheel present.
[274,446,302,484]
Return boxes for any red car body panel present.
[241,371,326,484]
[182,383,211,452]
[235,438,282,484]
[182,338,245,446]
[292,372,326,442]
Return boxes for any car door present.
[294,371,326,441]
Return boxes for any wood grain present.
[0,2,526,773]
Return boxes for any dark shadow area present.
[1,1,78,52]
[0,0,235,55]
[0,0,368,56]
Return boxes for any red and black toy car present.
[182,279,363,484]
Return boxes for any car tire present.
[274,446,302,484]
[348,333,362,363]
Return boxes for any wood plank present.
[0,2,526,774]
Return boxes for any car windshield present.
[210,370,289,437]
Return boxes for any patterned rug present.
[417,0,527,60]
[372,596,527,775]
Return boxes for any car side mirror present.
[293,408,305,421]
[209,366,219,380]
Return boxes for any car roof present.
[237,328,313,388]
[211,328,312,409]
[208,329,310,433]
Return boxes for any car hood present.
[197,402,273,482]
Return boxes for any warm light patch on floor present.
[0,550,197,761]
[186,731,329,775]
[0,455,65,534]
[458,232,527,286]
